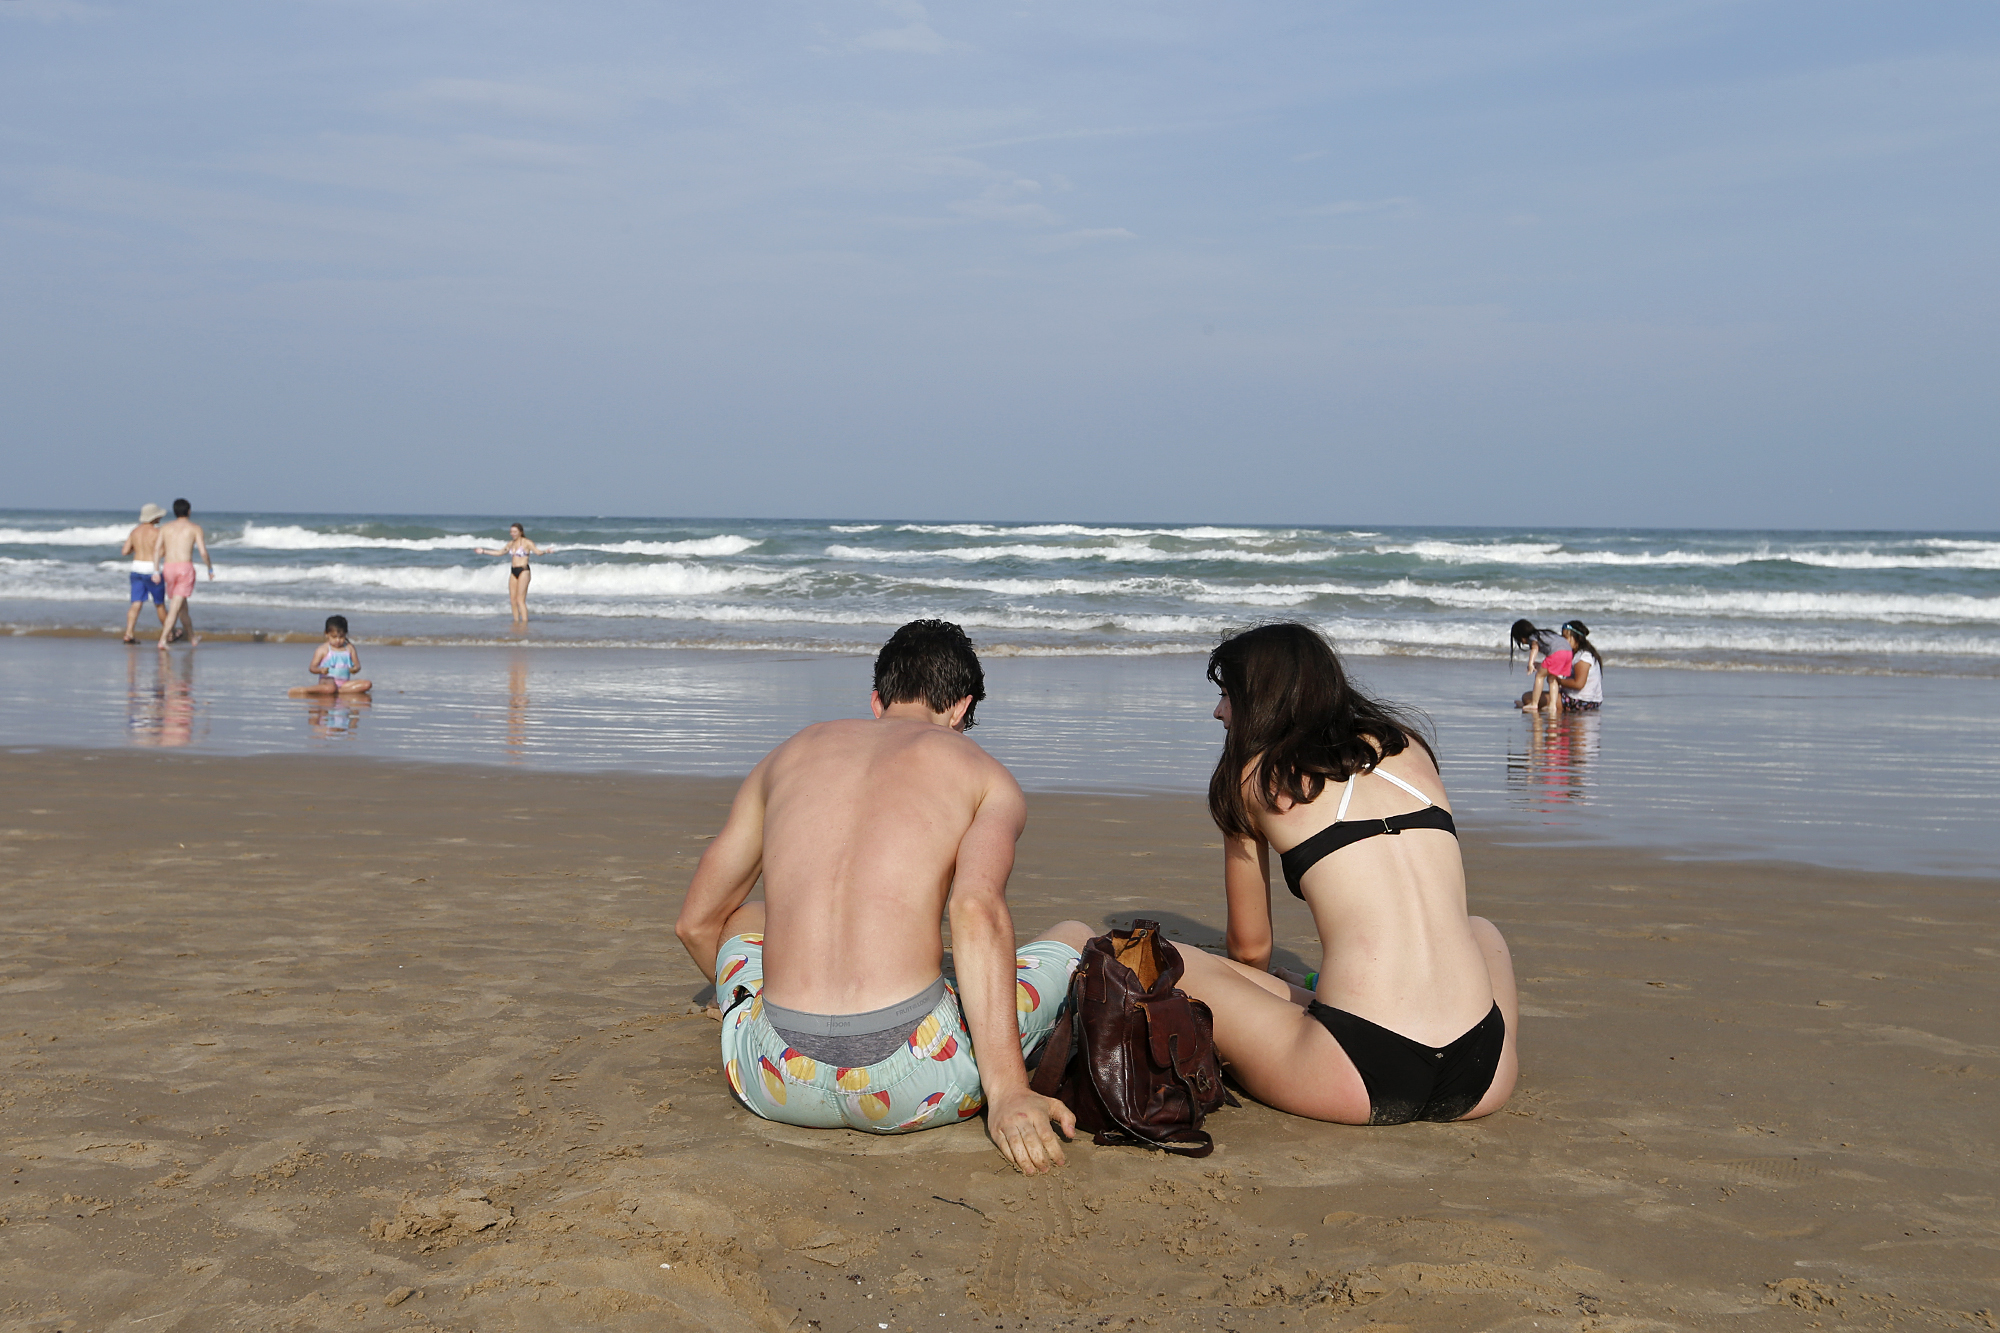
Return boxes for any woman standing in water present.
[475,523,552,625]
[1170,623,1519,1125]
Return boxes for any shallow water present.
[1,638,1994,876]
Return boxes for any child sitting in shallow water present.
[288,615,372,697]
[1509,620,1571,712]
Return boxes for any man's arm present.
[674,766,769,982]
[947,771,1073,1175]
[194,525,213,576]
[120,528,136,558]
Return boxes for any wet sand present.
[0,750,1994,1332]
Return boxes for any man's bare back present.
[676,621,1087,1174]
[753,715,1011,1013]
[157,516,208,566]
[121,522,162,563]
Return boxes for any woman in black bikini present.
[1171,623,1519,1125]
[474,523,552,625]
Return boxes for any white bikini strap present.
[1370,768,1435,807]
[1334,775,1357,823]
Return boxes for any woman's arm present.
[1222,831,1274,970]
[1549,658,1591,691]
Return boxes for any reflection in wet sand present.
[304,694,372,739]
[127,650,202,748]
[1507,710,1599,813]
[506,653,530,762]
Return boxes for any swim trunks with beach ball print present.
[714,934,1080,1134]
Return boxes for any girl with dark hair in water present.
[1508,619,1572,711]
[1168,622,1519,1125]
[1539,620,1604,712]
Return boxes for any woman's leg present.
[1173,946,1371,1123]
[1031,920,1093,951]
[514,568,532,622]
[1459,916,1520,1119]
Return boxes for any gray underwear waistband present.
[764,976,949,1069]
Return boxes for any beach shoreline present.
[2,749,1993,1331]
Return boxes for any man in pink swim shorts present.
[154,498,214,649]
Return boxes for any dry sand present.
[1,750,1994,1333]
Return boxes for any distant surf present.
[3,511,1995,674]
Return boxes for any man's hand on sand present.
[986,1086,1074,1175]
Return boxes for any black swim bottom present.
[510,565,528,579]
[1306,1001,1505,1125]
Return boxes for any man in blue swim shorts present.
[119,503,169,643]
[677,620,1090,1175]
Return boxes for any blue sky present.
[3,1,1995,527]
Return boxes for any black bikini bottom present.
[1306,1001,1505,1125]
[510,565,529,579]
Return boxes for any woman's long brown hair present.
[1206,623,1437,838]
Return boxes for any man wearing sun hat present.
[118,503,170,643]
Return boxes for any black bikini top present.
[1279,768,1459,899]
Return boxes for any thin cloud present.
[1302,196,1417,216]
[851,0,962,54]
[1036,227,1138,251]
[0,0,102,19]
[388,78,615,126]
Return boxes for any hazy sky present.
[3,1,1995,528]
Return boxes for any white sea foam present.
[0,524,135,547]
[1370,539,2000,571]
[223,522,758,558]
[4,560,795,598]
[828,524,882,533]
[225,523,488,551]
[560,536,761,557]
[826,543,1325,566]
[894,523,1284,542]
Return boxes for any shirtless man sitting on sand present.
[155,499,214,650]
[676,620,1089,1175]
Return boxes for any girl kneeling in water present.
[1171,623,1519,1125]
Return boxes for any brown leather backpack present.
[1029,920,1238,1157]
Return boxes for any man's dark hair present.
[172,498,191,518]
[873,619,985,730]
[325,615,349,634]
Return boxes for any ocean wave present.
[893,523,1284,542]
[0,524,135,547]
[827,524,882,533]
[559,536,761,557]
[223,522,758,558]
[826,543,1326,566]
[1355,580,2000,623]
[224,523,488,551]
[1370,539,2000,571]
[0,560,794,598]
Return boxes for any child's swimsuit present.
[320,646,355,682]
[1278,767,1504,1124]
[714,933,1079,1134]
